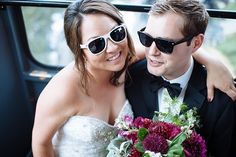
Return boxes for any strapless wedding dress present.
[52,100,133,157]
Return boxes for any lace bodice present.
[52,100,133,157]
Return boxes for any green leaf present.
[135,141,145,153]
[107,136,126,150]
[169,132,187,147]
[167,144,185,157]
[106,137,132,157]
[180,103,188,112]
[137,128,148,141]
[142,153,151,157]
[166,132,186,157]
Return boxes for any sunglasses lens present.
[138,32,153,47]
[155,39,173,54]
[88,38,105,54]
[110,26,126,42]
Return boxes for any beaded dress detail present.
[52,100,133,157]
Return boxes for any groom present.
[125,0,235,156]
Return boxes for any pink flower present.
[124,115,133,126]
[132,117,152,129]
[182,132,207,157]
[120,130,138,143]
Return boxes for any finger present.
[226,86,236,101]
[207,83,214,102]
[226,90,236,101]
[227,79,236,100]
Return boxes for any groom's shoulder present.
[128,59,148,77]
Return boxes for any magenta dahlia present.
[143,134,168,154]
[148,122,171,139]
[167,123,181,140]
[182,132,207,157]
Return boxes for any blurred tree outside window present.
[22,7,73,66]
[22,1,236,75]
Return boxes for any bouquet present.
[107,99,207,157]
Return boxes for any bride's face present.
[80,13,129,75]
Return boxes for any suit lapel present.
[184,84,205,109]
[184,60,207,109]
[142,68,159,118]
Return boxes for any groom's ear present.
[192,34,204,52]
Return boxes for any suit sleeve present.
[208,96,235,157]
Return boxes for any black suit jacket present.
[125,59,236,157]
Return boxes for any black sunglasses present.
[80,24,127,55]
[138,27,194,54]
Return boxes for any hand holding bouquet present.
[107,99,207,157]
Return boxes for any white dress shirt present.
[158,57,194,114]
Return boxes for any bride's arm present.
[192,48,236,101]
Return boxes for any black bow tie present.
[150,76,182,99]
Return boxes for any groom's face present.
[144,12,194,80]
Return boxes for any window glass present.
[22,6,236,75]
[110,0,236,10]
[204,18,236,75]
[22,7,73,66]
[200,0,236,10]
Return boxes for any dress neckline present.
[68,100,129,128]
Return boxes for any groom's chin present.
[147,65,164,77]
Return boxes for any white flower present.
[144,151,163,157]
[187,129,193,136]
[115,115,133,130]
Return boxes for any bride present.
[31,0,236,157]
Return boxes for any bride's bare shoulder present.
[48,61,80,90]
[36,62,81,117]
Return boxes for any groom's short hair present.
[150,0,209,37]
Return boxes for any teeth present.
[151,59,158,64]
[108,53,120,61]
[150,58,157,63]
[149,58,162,65]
